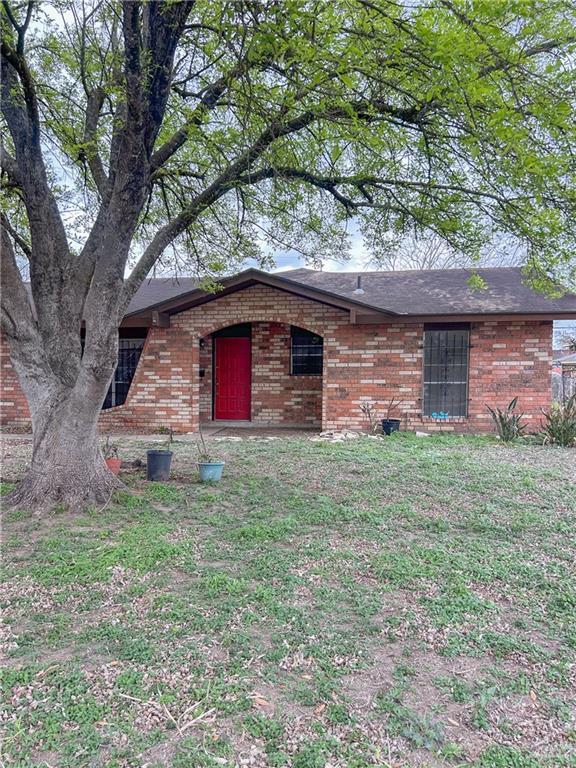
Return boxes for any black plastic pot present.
[382,418,401,436]
[147,450,173,481]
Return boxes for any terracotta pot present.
[105,457,122,476]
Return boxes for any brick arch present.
[172,284,347,431]
[174,285,350,432]
[196,316,327,341]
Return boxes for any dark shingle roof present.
[127,277,198,314]
[125,267,576,318]
[279,267,576,315]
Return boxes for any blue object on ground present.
[198,461,225,482]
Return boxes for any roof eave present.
[355,310,576,322]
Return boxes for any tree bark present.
[4,352,121,513]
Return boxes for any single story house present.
[2,267,576,433]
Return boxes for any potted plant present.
[197,429,225,482]
[147,428,174,481]
[103,437,122,476]
[381,397,405,436]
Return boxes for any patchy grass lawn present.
[1,433,575,768]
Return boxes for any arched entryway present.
[198,321,324,428]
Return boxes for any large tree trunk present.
[6,393,119,512]
[5,384,120,512]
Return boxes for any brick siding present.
[322,320,552,432]
[0,333,30,429]
[0,283,553,434]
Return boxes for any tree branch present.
[0,144,22,186]
[124,91,449,303]
[0,211,31,258]
[1,42,87,350]
[82,86,111,199]
[141,0,195,152]
[123,107,321,303]
[1,0,34,54]
[0,216,60,405]
[0,215,36,338]
[235,167,514,208]
[150,57,251,172]
[439,0,576,76]
[0,39,42,147]
[480,36,576,75]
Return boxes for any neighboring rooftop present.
[554,351,576,365]
[125,267,576,319]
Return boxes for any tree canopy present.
[2,0,576,297]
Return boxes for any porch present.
[198,321,324,429]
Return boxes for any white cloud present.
[250,229,370,273]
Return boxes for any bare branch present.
[0,211,31,258]
[82,87,111,199]
[150,58,251,172]
[0,144,22,186]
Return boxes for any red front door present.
[214,337,251,420]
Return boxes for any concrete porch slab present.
[198,424,318,438]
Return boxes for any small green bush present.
[486,397,527,443]
[541,394,576,447]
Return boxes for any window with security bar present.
[290,326,323,375]
[423,325,470,417]
[102,338,145,409]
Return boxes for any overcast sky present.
[249,232,370,273]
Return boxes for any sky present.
[249,231,370,274]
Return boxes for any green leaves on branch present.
[2,0,576,288]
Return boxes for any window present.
[423,325,469,417]
[213,323,251,338]
[102,338,145,409]
[291,326,323,375]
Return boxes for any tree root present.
[4,465,123,514]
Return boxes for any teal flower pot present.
[198,461,225,482]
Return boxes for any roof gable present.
[125,269,395,319]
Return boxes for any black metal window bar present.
[102,338,145,409]
[290,326,323,375]
[423,327,470,417]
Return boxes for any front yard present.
[1,433,575,768]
